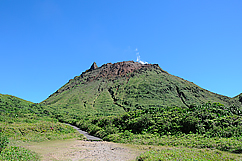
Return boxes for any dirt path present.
[21,139,143,161]
[65,123,102,141]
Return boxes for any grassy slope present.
[42,76,127,116]
[113,68,238,109]
[0,94,80,141]
[38,61,242,160]
[42,63,241,115]
[137,147,242,161]
[0,94,81,160]
[1,61,242,160]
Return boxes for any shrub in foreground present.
[0,146,40,161]
[0,133,8,152]
[104,133,242,153]
[136,147,241,161]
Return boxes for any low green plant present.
[0,146,40,161]
[72,103,241,142]
[0,133,9,152]
[46,101,242,154]
[78,134,86,140]
[105,133,242,153]
[136,147,242,161]
[0,95,83,160]
[0,121,79,142]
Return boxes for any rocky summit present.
[41,61,242,114]
[88,62,98,71]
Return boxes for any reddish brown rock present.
[95,61,152,79]
[50,61,163,97]
[89,62,98,71]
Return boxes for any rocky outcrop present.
[42,60,242,108]
[81,61,163,83]
[46,61,159,99]
[89,62,98,71]
[95,61,151,78]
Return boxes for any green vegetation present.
[95,102,242,138]
[0,94,80,160]
[53,103,242,152]
[0,94,80,142]
[44,101,241,160]
[39,61,242,160]
[0,146,40,161]
[1,121,78,142]
[42,100,242,160]
[43,63,242,112]
[136,147,242,161]
[1,61,242,160]
[1,133,40,160]
[106,133,242,153]
[0,133,8,152]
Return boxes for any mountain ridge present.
[41,61,242,113]
[44,61,164,99]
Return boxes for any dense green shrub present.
[0,94,82,160]
[0,133,8,152]
[105,133,242,153]
[0,121,79,142]
[0,146,40,161]
[34,101,242,153]
[136,147,241,161]
[82,103,242,139]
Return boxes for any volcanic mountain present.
[41,61,242,114]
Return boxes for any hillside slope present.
[0,93,52,120]
[41,61,242,114]
[0,94,34,115]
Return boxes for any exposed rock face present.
[43,60,242,108]
[89,61,168,81]
[96,61,152,78]
[82,61,165,82]
[49,61,159,97]
[89,62,98,71]
[85,61,154,77]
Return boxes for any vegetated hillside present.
[233,92,242,104]
[40,62,242,156]
[0,94,81,160]
[0,94,48,118]
[42,61,242,113]
[0,94,35,115]
[0,94,78,139]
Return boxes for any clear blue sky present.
[1,0,242,103]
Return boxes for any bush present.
[105,133,242,153]
[88,103,242,138]
[136,147,240,161]
[0,146,40,161]
[0,133,8,152]
[0,121,79,142]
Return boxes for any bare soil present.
[20,139,144,161]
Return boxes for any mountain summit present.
[89,62,98,71]
[42,61,242,114]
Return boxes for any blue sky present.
[1,0,242,103]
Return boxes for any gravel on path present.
[65,123,102,141]
[21,139,143,161]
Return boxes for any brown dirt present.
[19,139,144,161]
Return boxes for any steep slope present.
[41,61,241,114]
